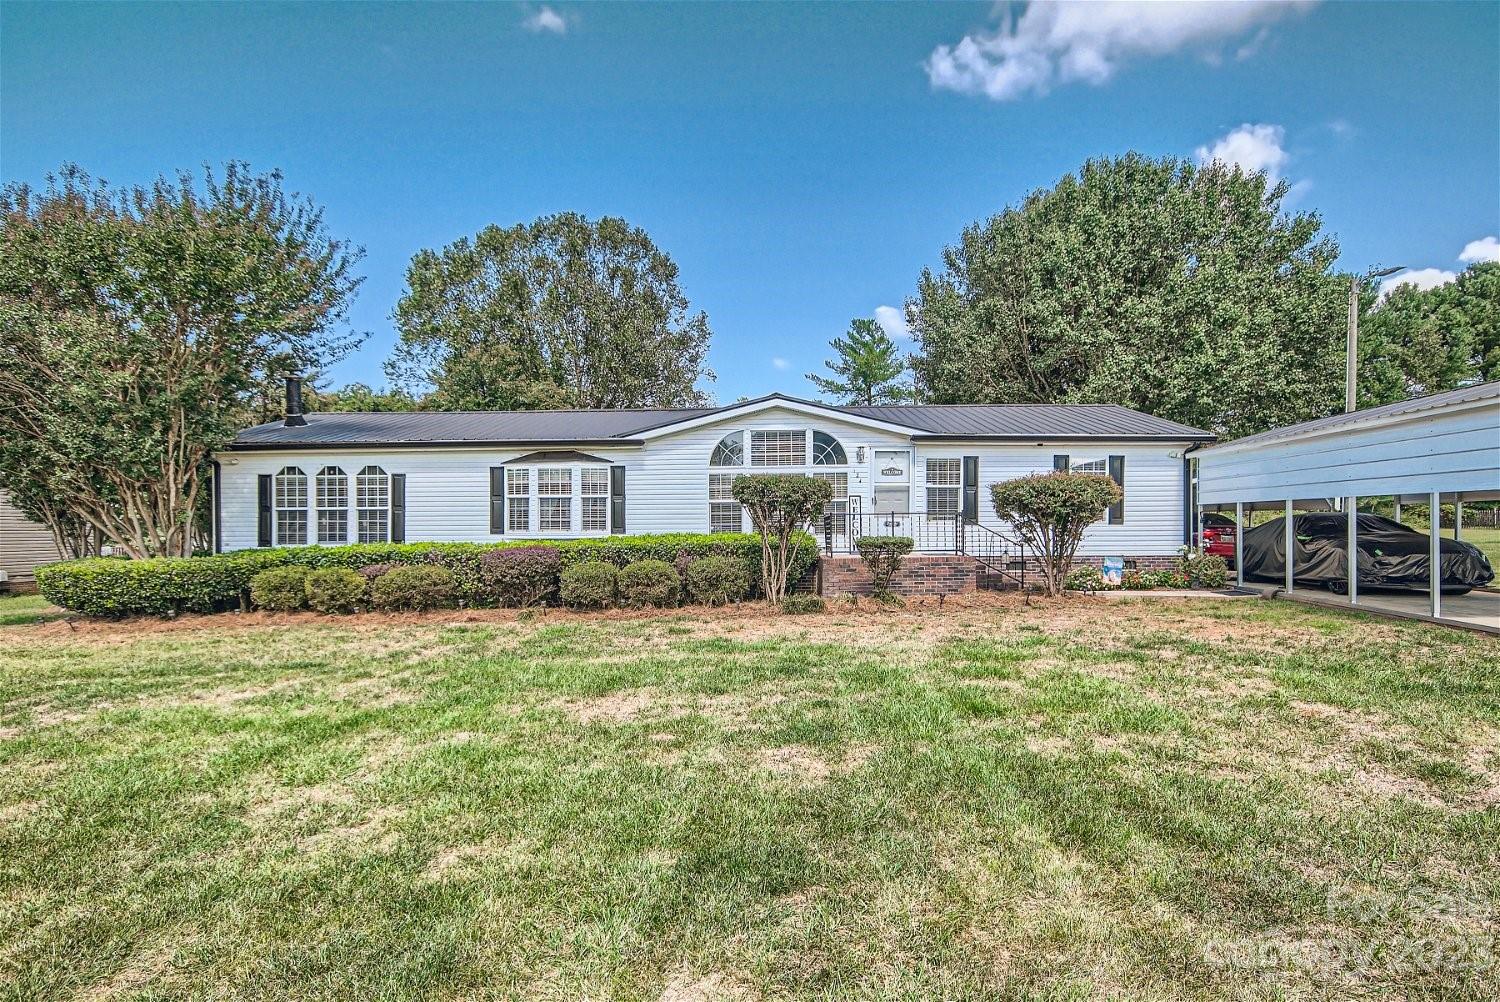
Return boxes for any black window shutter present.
[489,467,505,534]
[610,465,626,534]
[1108,455,1125,524]
[390,474,406,542]
[1053,454,1069,472]
[961,455,979,522]
[257,474,273,547]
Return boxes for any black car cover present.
[1240,513,1495,591]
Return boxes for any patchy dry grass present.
[1,594,1497,1000]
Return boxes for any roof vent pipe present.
[284,375,308,427]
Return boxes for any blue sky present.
[3,1,1497,403]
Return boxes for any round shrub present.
[479,546,562,607]
[781,594,825,615]
[305,567,367,614]
[683,555,751,606]
[854,536,914,599]
[370,565,454,612]
[250,565,310,612]
[1180,551,1229,589]
[1064,565,1105,592]
[617,559,680,608]
[560,561,617,609]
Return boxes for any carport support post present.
[1429,490,1442,619]
[1455,501,1463,540]
[1346,496,1358,606]
[1284,500,1294,594]
[1234,502,1244,588]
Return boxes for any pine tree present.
[806,318,911,405]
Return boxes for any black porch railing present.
[821,501,1028,589]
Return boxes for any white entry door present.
[870,450,912,537]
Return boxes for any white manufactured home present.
[214,385,1213,589]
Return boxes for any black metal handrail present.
[820,506,1028,589]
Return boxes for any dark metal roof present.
[228,393,1213,450]
[1203,381,1500,452]
[844,403,1213,440]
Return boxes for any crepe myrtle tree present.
[0,163,362,558]
[731,474,833,605]
[990,472,1121,597]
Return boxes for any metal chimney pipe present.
[284,375,308,427]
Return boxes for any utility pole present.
[1347,265,1405,413]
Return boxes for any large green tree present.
[1358,262,1499,402]
[807,318,911,405]
[0,164,362,557]
[388,213,714,409]
[907,153,1349,438]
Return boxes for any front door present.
[870,449,912,537]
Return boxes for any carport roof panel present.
[1204,381,1500,453]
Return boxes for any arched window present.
[274,466,308,545]
[356,465,390,543]
[315,466,348,544]
[709,432,744,467]
[812,431,847,465]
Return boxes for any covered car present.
[1240,513,1495,594]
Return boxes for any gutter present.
[223,438,646,452]
[908,434,1217,444]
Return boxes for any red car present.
[1201,512,1239,564]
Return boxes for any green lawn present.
[0,592,64,627]
[2,598,1497,1000]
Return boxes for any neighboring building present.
[214,384,1213,593]
[0,490,60,588]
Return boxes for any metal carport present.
[1193,382,1500,630]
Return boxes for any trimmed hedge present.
[305,568,367,614]
[250,566,310,612]
[36,533,817,618]
[560,561,618,609]
[618,560,681,608]
[683,555,751,606]
[371,565,454,611]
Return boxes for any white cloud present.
[521,5,568,34]
[771,357,790,370]
[925,1,1315,101]
[1459,236,1500,264]
[874,305,908,340]
[1195,123,1288,180]
[1380,268,1457,297]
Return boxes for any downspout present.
[211,459,223,554]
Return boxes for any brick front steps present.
[818,555,982,597]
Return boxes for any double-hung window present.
[708,474,742,533]
[581,468,609,532]
[315,466,349,544]
[538,469,573,532]
[813,471,849,534]
[274,466,309,545]
[925,459,961,516]
[356,466,390,543]
[506,468,531,532]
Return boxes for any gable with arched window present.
[705,428,851,533]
